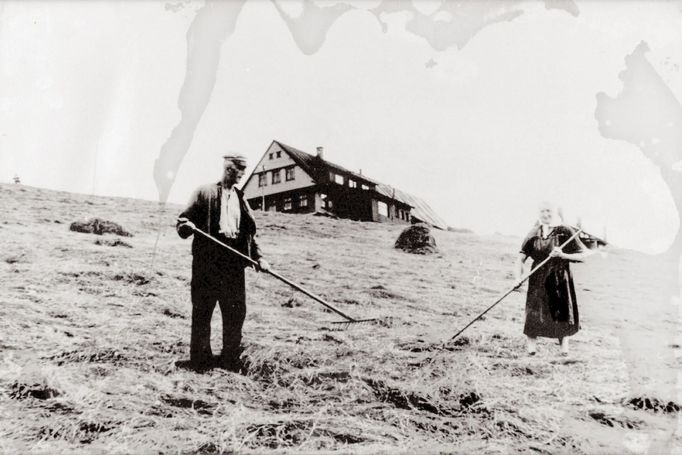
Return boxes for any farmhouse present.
[242,140,448,229]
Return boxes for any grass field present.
[0,182,680,454]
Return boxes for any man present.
[176,154,270,372]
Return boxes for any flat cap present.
[223,154,248,168]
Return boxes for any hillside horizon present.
[2,180,493,238]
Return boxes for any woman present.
[515,201,592,355]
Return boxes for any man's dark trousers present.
[189,240,247,370]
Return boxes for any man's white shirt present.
[219,186,241,238]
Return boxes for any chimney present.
[359,168,362,175]
[316,146,324,160]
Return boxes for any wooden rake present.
[449,228,583,341]
[191,227,379,328]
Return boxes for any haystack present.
[394,223,437,254]
[69,218,132,237]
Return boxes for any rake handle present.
[190,226,357,322]
[265,268,357,322]
[450,228,583,341]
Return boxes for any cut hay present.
[2,182,679,454]
[69,218,132,237]
[9,381,61,400]
[394,223,437,254]
[588,411,643,429]
[624,396,681,414]
[46,348,127,366]
[94,238,133,248]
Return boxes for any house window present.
[272,170,281,184]
[378,201,388,217]
[269,153,274,160]
[320,193,332,210]
[361,184,369,190]
[258,174,267,187]
[299,194,308,207]
[349,179,357,188]
[284,197,292,210]
[334,174,344,185]
[285,167,295,181]
[276,151,281,158]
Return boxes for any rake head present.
[327,317,392,331]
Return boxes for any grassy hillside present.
[0,183,680,454]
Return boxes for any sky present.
[1,0,682,253]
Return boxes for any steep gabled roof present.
[275,141,377,186]
[375,184,449,230]
[274,140,449,230]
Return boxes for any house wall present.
[390,203,411,222]
[319,184,375,221]
[371,198,411,224]
[314,193,325,212]
[247,188,317,214]
[242,142,315,199]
